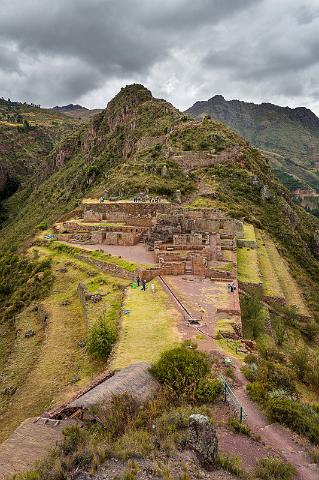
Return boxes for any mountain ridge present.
[186,94,319,195]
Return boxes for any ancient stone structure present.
[55,199,243,279]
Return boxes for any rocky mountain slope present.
[0,98,80,224]
[1,84,318,309]
[1,84,319,479]
[186,95,319,194]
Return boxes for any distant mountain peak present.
[53,104,88,111]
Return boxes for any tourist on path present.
[151,283,155,294]
[141,279,146,291]
[136,275,140,287]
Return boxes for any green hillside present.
[186,95,319,193]
[0,98,80,224]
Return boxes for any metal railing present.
[222,377,246,422]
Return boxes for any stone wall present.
[76,255,135,281]
[170,146,244,171]
[173,233,203,246]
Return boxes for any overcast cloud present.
[0,0,319,114]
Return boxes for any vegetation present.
[0,246,127,442]
[255,456,296,480]
[186,94,319,193]
[111,280,180,369]
[237,247,261,284]
[151,343,222,402]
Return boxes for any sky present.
[1,0,319,114]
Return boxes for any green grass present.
[243,223,256,242]
[256,230,285,299]
[237,247,261,284]
[111,279,180,369]
[0,246,128,442]
[45,241,140,272]
[261,233,309,315]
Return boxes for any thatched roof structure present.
[69,362,159,409]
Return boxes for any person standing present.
[151,283,155,294]
[141,279,146,291]
[136,275,140,287]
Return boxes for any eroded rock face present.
[188,414,218,470]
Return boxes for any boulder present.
[188,414,218,470]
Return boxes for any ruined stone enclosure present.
[54,200,243,280]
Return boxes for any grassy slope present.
[111,279,180,369]
[0,246,128,441]
[237,247,261,284]
[256,230,285,299]
[186,97,319,191]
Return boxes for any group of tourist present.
[136,275,155,293]
[227,281,236,293]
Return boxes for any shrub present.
[290,346,309,381]
[36,221,48,230]
[86,318,116,359]
[59,425,88,455]
[98,393,139,440]
[216,454,250,480]
[150,343,211,399]
[228,418,251,436]
[195,377,222,403]
[241,294,265,339]
[246,382,268,403]
[255,456,296,480]
[267,397,319,444]
[242,364,258,382]
[112,430,154,459]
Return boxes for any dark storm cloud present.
[0,0,318,114]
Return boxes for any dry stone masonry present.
[55,199,243,279]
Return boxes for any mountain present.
[0,98,80,224]
[1,85,319,478]
[53,103,103,119]
[186,95,319,196]
[1,84,318,302]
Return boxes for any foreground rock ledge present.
[188,414,218,471]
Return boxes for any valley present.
[0,85,319,479]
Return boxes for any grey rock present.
[261,184,272,202]
[25,329,35,338]
[188,414,218,470]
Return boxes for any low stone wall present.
[171,147,244,171]
[76,255,135,281]
[237,239,257,249]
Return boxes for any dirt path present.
[162,275,319,480]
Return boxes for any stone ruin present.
[54,200,243,279]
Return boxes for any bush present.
[98,393,139,440]
[150,343,211,399]
[241,294,265,339]
[36,221,48,230]
[255,456,296,480]
[246,381,268,403]
[290,346,309,381]
[195,377,222,403]
[267,397,319,444]
[216,454,250,479]
[112,430,154,459]
[86,318,116,359]
[228,418,251,436]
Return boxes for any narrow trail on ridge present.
[161,275,319,480]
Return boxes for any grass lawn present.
[111,280,181,369]
[243,223,256,242]
[261,233,309,315]
[256,230,285,299]
[237,247,261,284]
